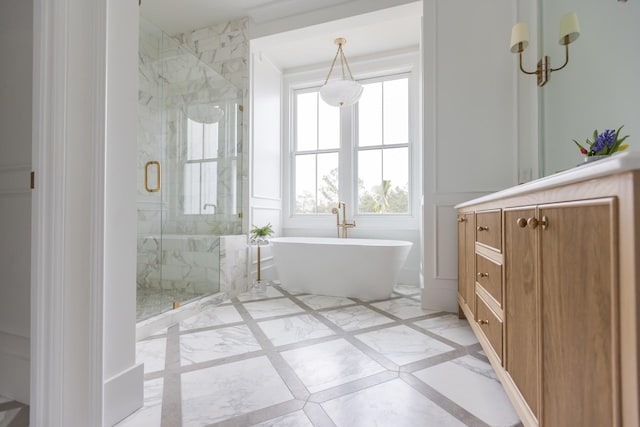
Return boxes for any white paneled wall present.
[422,0,538,312]
[0,0,32,404]
[249,52,283,282]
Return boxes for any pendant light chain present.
[323,45,342,85]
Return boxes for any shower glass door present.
[136,18,243,321]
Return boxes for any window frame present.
[283,51,421,231]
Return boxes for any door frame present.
[31,0,108,424]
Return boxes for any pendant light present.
[319,38,363,107]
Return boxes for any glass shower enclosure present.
[137,18,243,321]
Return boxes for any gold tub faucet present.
[331,201,356,238]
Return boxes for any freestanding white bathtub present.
[270,237,412,300]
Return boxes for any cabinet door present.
[539,199,618,427]
[504,207,539,419]
[458,213,475,316]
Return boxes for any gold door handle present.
[478,319,489,325]
[145,161,161,193]
[477,226,489,231]
[477,272,489,278]
[516,217,527,228]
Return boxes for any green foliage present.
[250,223,273,239]
[295,168,408,214]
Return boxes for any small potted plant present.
[573,126,630,163]
[249,223,273,292]
[250,223,273,245]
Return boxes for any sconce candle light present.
[510,12,580,86]
[320,38,363,107]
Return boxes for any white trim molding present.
[31,0,68,423]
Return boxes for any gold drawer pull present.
[478,319,489,325]
[477,226,489,232]
[516,217,527,228]
[477,272,489,278]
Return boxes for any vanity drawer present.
[475,254,503,306]
[476,294,503,363]
[476,210,502,251]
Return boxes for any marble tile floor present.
[0,396,29,427]
[120,284,522,427]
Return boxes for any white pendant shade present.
[320,79,363,107]
[187,104,224,124]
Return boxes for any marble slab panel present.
[295,294,355,310]
[180,356,293,426]
[280,339,385,393]
[243,298,305,320]
[249,410,313,427]
[179,304,243,331]
[413,355,520,426]
[371,297,439,320]
[136,337,166,374]
[355,325,454,366]
[319,306,394,331]
[180,325,261,365]
[257,314,335,347]
[322,378,467,427]
[414,314,479,346]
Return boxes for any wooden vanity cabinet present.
[504,207,539,420]
[457,170,640,427]
[457,212,475,318]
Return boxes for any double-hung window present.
[183,118,219,215]
[357,76,409,214]
[291,72,412,218]
[293,89,340,213]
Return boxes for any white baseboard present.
[0,330,29,403]
[421,285,457,312]
[103,362,144,426]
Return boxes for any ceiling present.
[252,3,421,72]
[140,0,422,72]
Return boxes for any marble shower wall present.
[175,18,250,235]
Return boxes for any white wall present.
[0,0,32,404]
[103,0,144,425]
[541,1,640,175]
[422,0,538,311]
[249,51,283,282]
[31,0,141,424]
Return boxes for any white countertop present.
[455,151,640,209]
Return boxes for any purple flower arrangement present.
[573,126,630,157]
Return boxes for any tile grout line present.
[160,323,183,427]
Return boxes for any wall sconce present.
[319,38,363,107]
[510,12,580,87]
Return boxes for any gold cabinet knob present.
[477,226,489,232]
[477,272,489,278]
[527,217,539,229]
[478,319,489,325]
[541,215,549,230]
[457,216,467,223]
[516,217,527,228]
